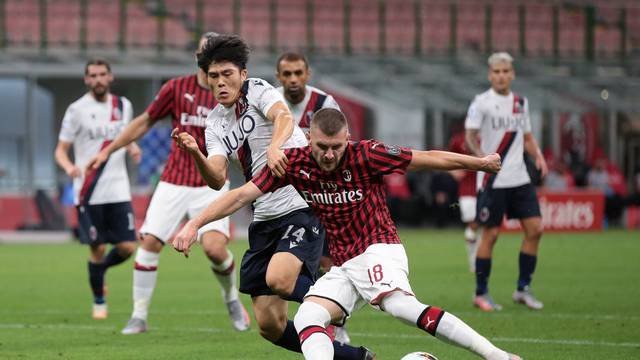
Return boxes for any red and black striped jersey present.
[146,74,216,187]
[252,140,413,265]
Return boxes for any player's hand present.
[170,220,198,258]
[86,150,109,172]
[481,153,502,173]
[171,128,200,155]
[66,166,82,178]
[536,155,548,179]
[128,145,142,164]
[267,145,289,178]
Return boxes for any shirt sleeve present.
[464,96,482,130]
[251,161,290,194]
[250,79,285,118]
[58,105,78,143]
[205,118,228,160]
[364,140,413,176]
[323,95,341,111]
[145,79,175,122]
[523,97,532,133]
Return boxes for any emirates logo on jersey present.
[180,105,210,128]
[300,189,364,205]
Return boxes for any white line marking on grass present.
[2,323,639,349]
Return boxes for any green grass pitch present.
[1,229,639,359]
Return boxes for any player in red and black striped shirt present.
[171,109,521,360]
[87,32,249,335]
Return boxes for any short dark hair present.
[84,58,111,75]
[276,52,309,72]
[197,34,250,73]
[195,31,219,53]
[311,108,348,136]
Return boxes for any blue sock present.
[273,320,302,352]
[88,261,105,304]
[517,252,537,291]
[285,273,314,303]
[475,257,492,295]
[334,342,366,360]
[103,247,129,269]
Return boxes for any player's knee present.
[117,242,137,257]
[255,311,287,342]
[201,234,228,263]
[266,272,296,298]
[294,301,331,332]
[139,234,163,253]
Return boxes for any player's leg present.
[317,237,350,344]
[474,187,506,311]
[381,292,520,360]
[122,182,185,334]
[103,202,137,272]
[460,196,480,272]
[88,242,108,319]
[508,184,544,310]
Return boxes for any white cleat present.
[92,303,108,320]
[121,317,147,335]
[508,353,523,360]
[226,299,250,331]
[512,286,543,310]
[334,325,351,344]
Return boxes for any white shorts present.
[139,181,230,243]
[305,243,414,323]
[459,196,477,223]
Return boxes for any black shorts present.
[476,183,541,226]
[76,202,136,245]
[239,208,324,297]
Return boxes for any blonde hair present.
[487,52,514,67]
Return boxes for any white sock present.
[131,247,160,321]
[294,302,333,360]
[211,249,238,303]
[381,292,508,360]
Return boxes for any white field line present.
[1,323,639,348]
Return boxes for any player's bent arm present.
[54,141,78,176]
[104,112,154,156]
[194,154,228,190]
[172,182,264,256]
[407,150,501,174]
[266,101,294,151]
[465,129,484,157]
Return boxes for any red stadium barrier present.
[502,190,605,232]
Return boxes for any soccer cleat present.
[507,353,523,360]
[334,325,351,344]
[512,286,543,310]
[360,346,376,360]
[92,303,108,320]
[225,299,250,331]
[473,294,503,312]
[121,317,147,335]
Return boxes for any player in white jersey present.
[54,59,141,320]
[465,52,548,312]
[275,51,351,344]
[173,34,372,359]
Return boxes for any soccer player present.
[54,58,140,320]
[86,32,250,334]
[448,131,480,272]
[173,35,372,359]
[171,108,521,360]
[275,52,350,343]
[465,52,548,312]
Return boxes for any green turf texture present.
[1,229,638,359]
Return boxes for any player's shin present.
[131,247,159,321]
[211,248,238,303]
[294,302,334,360]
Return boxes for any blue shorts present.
[239,208,324,297]
[76,202,136,245]
[476,183,541,226]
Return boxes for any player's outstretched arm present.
[265,101,294,178]
[524,133,548,178]
[407,150,501,173]
[172,129,228,190]
[171,182,264,257]
[86,112,154,171]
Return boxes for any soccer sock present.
[103,247,129,269]
[273,320,363,359]
[475,257,492,295]
[285,273,314,303]
[517,252,537,291]
[131,247,159,321]
[382,292,509,360]
[88,261,106,304]
[295,302,334,360]
[211,248,238,303]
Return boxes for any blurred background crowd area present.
[1,0,639,235]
